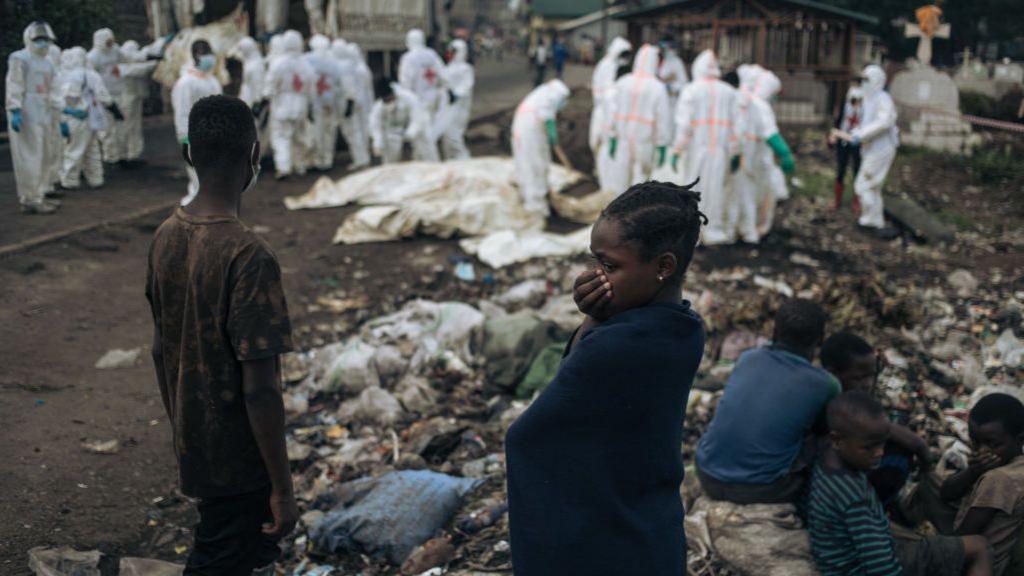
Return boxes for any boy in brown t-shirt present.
[942,393,1024,576]
[146,95,296,575]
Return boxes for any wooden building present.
[615,0,879,124]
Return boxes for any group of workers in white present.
[512,36,897,243]
[6,21,476,213]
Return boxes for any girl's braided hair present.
[599,180,707,280]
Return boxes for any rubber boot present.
[831,180,844,211]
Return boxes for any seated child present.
[941,393,1024,576]
[821,332,933,507]
[808,391,991,576]
[696,298,839,504]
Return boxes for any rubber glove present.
[180,136,189,145]
[60,122,70,138]
[63,107,88,120]
[766,133,795,175]
[251,99,267,118]
[344,99,354,118]
[730,155,741,173]
[609,137,617,158]
[671,154,679,172]
[10,109,22,133]
[107,103,124,121]
[307,107,315,123]
[850,136,861,146]
[544,119,558,147]
[657,146,667,168]
[448,90,457,104]
[146,53,163,61]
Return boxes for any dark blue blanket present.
[506,301,704,576]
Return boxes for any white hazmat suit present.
[263,30,316,177]
[605,44,672,195]
[332,40,371,169]
[734,65,786,243]
[657,43,688,136]
[369,83,427,164]
[672,50,742,245]
[171,56,222,205]
[304,34,345,170]
[57,47,113,188]
[511,79,570,218]
[589,37,631,190]
[87,28,128,163]
[230,37,268,154]
[397,29,443,161]
[117,40,160,162]
[437,39,474,160]
[851,65,898,229]
[6,22,62,212]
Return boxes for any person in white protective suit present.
[261,30,316,178]
[45,43,64,192]
[117,40,161,166]
[511,79,570,218]
[604,44,672,195]
[369,78,428,164]
[850,64,898,232]
[733,65,795,243]
[437,38,475,160]
[657,37,688,136]
[670,49,742,245]
[7,21,64,214]
[171,39,222,206]
[397,28,444,161]
[87,28,128,163]
[228,37,268,154]
[331,40,371,169]
[57,47,114,189]
[303,34,347,171]
[350,43,375,168]
[589,37,632,186]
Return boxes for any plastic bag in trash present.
[27,546,101,576]
[310,470,482,565]
[324,340,380,394]
[118,557,184,576]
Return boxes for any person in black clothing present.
[829,85,864,211]
[506,180,707,576]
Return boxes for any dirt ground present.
[2,91,1023,575]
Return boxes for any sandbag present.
[483,311,563,391]
[310,470,482,565]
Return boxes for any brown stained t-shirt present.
[955,455,1024,576]
[146,207,293,498]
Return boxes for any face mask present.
[32,39,50,53]
[198,54,216,72]
[556,99,567,112]
[242,141,260,194]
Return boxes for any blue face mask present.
[198,54,216,72]
[32,39,50,52]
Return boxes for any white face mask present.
[242,141,260,194]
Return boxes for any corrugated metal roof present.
[614,0,879,25]
[531,0,608,19]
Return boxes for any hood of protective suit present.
[121,40,140,61]
[692,49,720,79]
[751,69,780,100]
[93,28,115,51]
[606,36,631,62]
[632,43,659,77]
[282,30,303,55]
[545,78,570,105]
[331,39,350,61]
[737,64,761,91]
[846,86,864,102]
[61,46,87,70]
[406,29,426,50]
[310,34,330,54]
[350,43,365,60]
[24,21,56,50]
[233,36,259,60]
[861,64,886,96]
[268,35,284,56]
[450,39,468,63]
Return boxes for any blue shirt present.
[696,347,840,484]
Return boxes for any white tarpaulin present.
[152,5,247,89]
[459,227,592,269]
[284,157,600,248]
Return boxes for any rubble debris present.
[400,537,456,575]
[80,439,120,455]
[947,269,979,298]
[118,557,184,575]
[483,311,564,391]
[337,386,404,425]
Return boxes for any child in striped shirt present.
[807,391,992,576]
